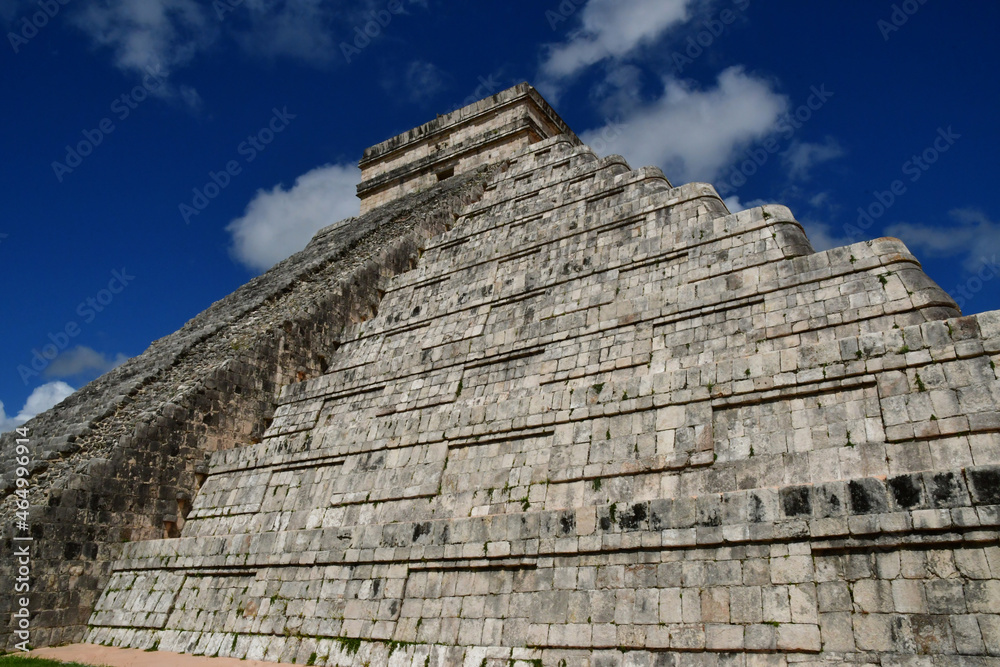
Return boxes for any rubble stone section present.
[0,166,500,650]
[83,123,1000,667]
[357,82,574,213]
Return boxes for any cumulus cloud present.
[70,0,428,99]
[0,381,76,433]
[885,209,1000,272]
[809,192,831,208]
[589,62,645,116]
[73,0,214,77]
[580,66,788,183]
[227,163,360,272]
[401,60,449,103]
[0,404,15,433]
[783,137,845,180]
[232,0,343,65]
[43,346,129,379]
[723,196,768,213]
[540,0,695,81]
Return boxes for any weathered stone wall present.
[0,166,501,650]
[357,83,574,212]
[80,134,1000,665]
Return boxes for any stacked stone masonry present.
[357,83,573,213]
[3,86,1000,665]
[0,165,500,649]
[81,128,1000,666]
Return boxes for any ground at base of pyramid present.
[2,83,999,666]
[14,644,296,667]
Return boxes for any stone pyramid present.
[4,84,1000,666]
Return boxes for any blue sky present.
[1,0,998,430]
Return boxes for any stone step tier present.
[86,130,1000,666]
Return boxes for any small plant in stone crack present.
[591,478,602,491]
[335,636,363,656]
[845,432,855,448]
[915,372,927,392]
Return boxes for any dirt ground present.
[24,644,298,667]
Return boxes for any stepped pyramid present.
[3,84,1000,666]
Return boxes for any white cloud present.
[0,381,76,433]
[885,209,1000,272]
[809,192,831,208]
[589,62,645,116]
[227,163,360,272]
[403,61,448,103]
[783,137,845,180]
[723,196,768,213]
[580,66,788,183]
[540,0,695,81]
[43,346,129,379]
[70,0,427,98]
[233,0,341,65]
[72,0,214,78]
